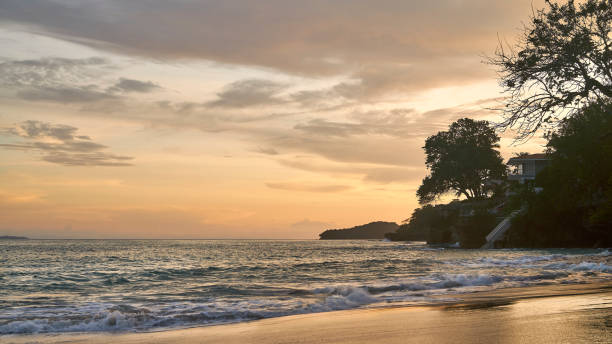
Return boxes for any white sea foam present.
[455,255,561,268]
[0,310,141,334]
[568,262,612,273]
[313,288,378,311]
[2,240,610,335]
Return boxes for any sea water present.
[0,239,610,334]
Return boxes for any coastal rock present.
[0,235,28,240]
[319,221,398,240]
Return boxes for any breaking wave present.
[1,240,610,335]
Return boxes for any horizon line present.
[1,237,323,240]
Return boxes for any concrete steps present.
[481,209,523,249]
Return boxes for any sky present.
[0,0,548,239]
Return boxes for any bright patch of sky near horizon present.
[0,0,548,239]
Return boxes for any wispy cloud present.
[276,158,424,184]
[1,120,133,166]
[108,78,161,93]
[16,86,118,103]
[0,57,110,87]
[41,152,133,166]
[265,182,352,193]
[0,57,160,105]
[294,109,418,138]
[206,79,289,108]
[253,146,279,155]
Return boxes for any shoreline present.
[4,281,611,344]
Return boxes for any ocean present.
[1,239,610,335]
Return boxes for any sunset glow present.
[0,1,547,238]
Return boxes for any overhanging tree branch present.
[488,0,611,140]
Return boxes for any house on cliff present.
[507,153,550,184]
[481,153,551,248]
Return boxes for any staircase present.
[481,209,523,249]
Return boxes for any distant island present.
[319,221,398,240]
[0,235,29,240]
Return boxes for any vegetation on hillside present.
[385,199,500,248]
[319,221,399,240]
[505,102,612,247]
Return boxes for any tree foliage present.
[543,101,612,227]
[507,101,612,247]
[387,200,498,247]
[491,0,611,140]
[417,118,505,204]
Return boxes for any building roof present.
[507,153,549,165]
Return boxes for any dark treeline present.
[389,101,611,248]
[505,102,612,247]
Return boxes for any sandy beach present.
[3,282,611,344]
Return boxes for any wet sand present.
[3,282,612,344]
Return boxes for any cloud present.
[0,57,110,88]
[248,99,501,182]
[289,88,345,108]
[0,56,118,104]
[335,60,493,100]
[254,146,279,155]
[16,86,118,103]
[294,108,419,138]
[108,78,160,93]
[41,152,133,166]
[0,0,542,98]
[9,120,79,140]
[294,97,500,138]
[276,158,424,184]
[206,79,289,108]
[0,47,502,173]
[265,182,352,193]
[0,57,161,105]
[0,120,133,166]
[267,134,422,166]
[256,108,428,167]
[362,167,424,184]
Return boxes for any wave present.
[2,241,610,336]
[452,255,562,268]
[1,267,607,335]
[451,254,612,272]
[568,262,612,273]
[0,291,378,335]
[0,273,499,334]
[0,271,550,334]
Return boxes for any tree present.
[417,118,505,204]
[490,0,611,140]
[506,101,612,247]
[543,101,612,229]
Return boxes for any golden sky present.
[0,0,547,238]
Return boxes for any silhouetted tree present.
[507,101,612,247]
[417,118,505,204]
[490,0,611,140]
